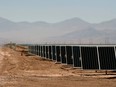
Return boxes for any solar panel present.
[98,47,116,70]
[56,46,61,62]
[33,46,35,54]
[39,46,41,56]
[38,46,40,56]
[43,46,46,57]
[36,45,38,55]
[35,45,37,55]
[81,46,99,69]
[41,45,43,57]
[31,46,33,54]
[52,46,56,60]
[36,45,39,55]
[46,46,49,58]
[73,46,81,67]
[66,46,73,64]
[61,46,66,63]
[48,46,52,60]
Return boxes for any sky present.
[0,0,116,23]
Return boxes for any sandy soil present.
[0,46,116,87]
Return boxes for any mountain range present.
[0,17,116,44]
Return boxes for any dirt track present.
[0,46,116,87]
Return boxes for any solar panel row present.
[28,45,116,70]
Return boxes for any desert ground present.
[0,46,116,87]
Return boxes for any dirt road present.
[0,46,116,87]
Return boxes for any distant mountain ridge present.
[0,17,116,44]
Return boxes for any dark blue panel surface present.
[66,46,73,64]
[49,46,52,59]
[46,46,49,58]
[61,46,66,63]
[98,47,116,70]
[52,46,56,60]
[56,46,61,62]
[81,47,99,69]
[73,46,81,67]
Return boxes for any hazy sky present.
[0,0,116,23]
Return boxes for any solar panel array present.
[28,44,116,70]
